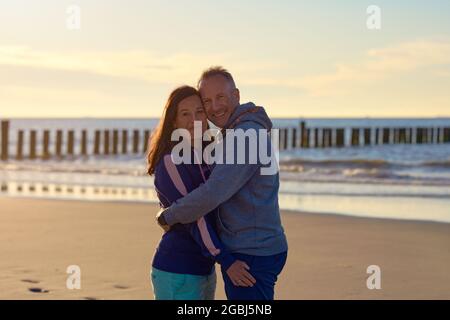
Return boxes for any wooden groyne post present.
[291,128,298,149]
[133,130,140,154]
[56,130,63,157]
[336,129,345,147]
[94,130,101,155]
[29,130,37,159]
[113,130,119,155]
[122,130,128,154]
[43,130,50,159]
[16,130,24,160]
[81,130,87,156]
[143,130,151,154]
[1,120,9,161]
[103,130,110,155]
[300,121,307,148]
[68,130,75,156]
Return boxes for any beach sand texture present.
[0,198,449,300]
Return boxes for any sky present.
[1,0,450,118]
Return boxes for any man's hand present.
[226,260,256,287]
[156,208,170,232]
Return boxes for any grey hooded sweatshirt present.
[163,102,288,256]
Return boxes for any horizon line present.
[2,116,450,120]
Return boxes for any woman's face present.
[174,95,208,142]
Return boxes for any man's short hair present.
[197,66,236,89]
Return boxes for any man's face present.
[199,75,240,128]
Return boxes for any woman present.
[147,86,236,300]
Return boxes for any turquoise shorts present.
[150,267,216,300]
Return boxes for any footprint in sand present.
[21,279,40,284]
[28,287,49,293]
[19,269,33,274]
[113,285,129,290]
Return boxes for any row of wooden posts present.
[0,120,151,160]
[277,122,450,151]
[1,120,449,160]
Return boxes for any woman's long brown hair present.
[146,85,201,176]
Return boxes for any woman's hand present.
[226,260,256,287]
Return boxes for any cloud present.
[0,46,228,85]
[1,39,450,101]
[295,39,450,96]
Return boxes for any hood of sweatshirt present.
[223,102,273,130]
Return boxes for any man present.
[157,66,288,300]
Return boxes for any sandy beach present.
[0,197,449,300]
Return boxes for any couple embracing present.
[147,66,288,300]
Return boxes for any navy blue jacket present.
[152,149,236,276]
